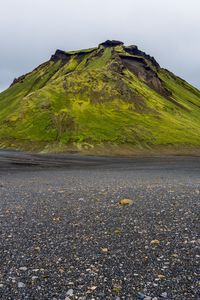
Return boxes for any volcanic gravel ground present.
[0,152,199,299]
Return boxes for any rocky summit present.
[0,40,200,154]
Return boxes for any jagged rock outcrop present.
[99,40,124,48]
[51,49,71,61]
[124,45,160,68]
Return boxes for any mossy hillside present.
[0,41,200,152]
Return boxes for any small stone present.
[32,276,38,280]
[101,248,109,253]
[137,292,145,299]
[52,216,61,222]
[150,240,160,245]
[0,284,4,288]
[153,283,158,287]
[34,246,41,251]
[98,292,105,298]
[112,285,122,293]
[18,282,26,288]
[59,268,65,273]
[160,292,168,298]
[90,286,97,290]
[19,267,27,271]
[144,297,152,300]
[171,253,178,257]
[119,199,134,205]
[66,288,74,296]
[114,228,122,235]
[157,274,166,280]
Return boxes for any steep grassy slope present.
[0,40,200,153]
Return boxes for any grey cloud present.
[0,0,200,91]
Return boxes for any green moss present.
[0,44,200,152]
[87,48,112,69]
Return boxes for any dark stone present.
[137,292,146,299]
[99,40,124,48]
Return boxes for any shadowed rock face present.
[120,55,171,97]
[124,45,160,68]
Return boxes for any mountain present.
[0,40,200,154]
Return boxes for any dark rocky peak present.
[99,40,124,48]
[51,49,71,61]
[124,45,160,68]
[51,48,96,61]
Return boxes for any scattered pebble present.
[90,286,97,291]
[19,266,28,271]
[66,288,74,296]
[119,198,134,205]
[137,292,145,299]
[31,276,38,280]
[150,239,160,245]
[160,292,168,298]
[101,247,109,253]
[0,157,199,299]
[18,282,26,288]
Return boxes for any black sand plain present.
[0,151,199,299]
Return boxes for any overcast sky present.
[0,0,200,91]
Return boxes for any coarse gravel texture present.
[0,152,199,299]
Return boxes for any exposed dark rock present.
[51,49,71,61]
[99,40,124,48]
[108,55,125,73]
[10,75,26,87]
[51,48,96,62]
[120,55,171,97]
[124,45,160,68]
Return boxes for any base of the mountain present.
[1,140,200,157]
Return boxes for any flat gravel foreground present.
[0,153,199,300]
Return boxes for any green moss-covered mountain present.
[1,40,200,153]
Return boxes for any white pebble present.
[66,288,74,296]
[18,282,26,288]
[19,267,27,271]
[160,292,168,298]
